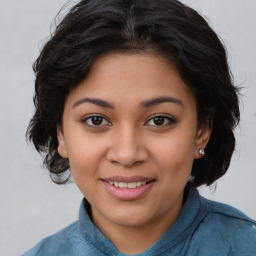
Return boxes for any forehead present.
[67,53,196,110]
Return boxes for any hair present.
[27,0,240,186]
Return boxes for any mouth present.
[100,176,156,200]
[105,180,148,189]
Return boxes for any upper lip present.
[101,176,156,183]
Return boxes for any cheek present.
[152,133,196,174]
[66,136,105,178]
[66,139,104,198]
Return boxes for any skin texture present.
[57,53,211,254]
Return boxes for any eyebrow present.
[73,97,115,109]
[73,96,183,109]
[140,96,184,108]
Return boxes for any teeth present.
[136,181,141,187]
[108,181,148,189]
[128,182,136,188]
[119,182,128,188]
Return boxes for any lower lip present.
[102,181,155,201]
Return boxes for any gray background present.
[0,0,255,255]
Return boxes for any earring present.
[198,148,205,156]
[188,175,194,182]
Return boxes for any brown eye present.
[153,116,165,125]
[146,115,176,127]
[91,116,103,125]
[83,115,110,127]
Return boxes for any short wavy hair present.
[27,0,240,186]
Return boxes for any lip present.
[101,176,156,201]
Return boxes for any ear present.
[57,126,68,158]
[194,121,212,159]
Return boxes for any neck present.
[91,193,184,255]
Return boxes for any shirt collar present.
[78,187,207,255]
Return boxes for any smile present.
[107,181,147,189]
[101,176,156,200]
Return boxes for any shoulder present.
[203,196,256,233]
[191,196,256,255]
[22,221,86,256]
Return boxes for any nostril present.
[106,141,149,168]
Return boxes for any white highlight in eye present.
[84,115,110,126]
[146,115,174,126]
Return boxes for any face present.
[57,53,210,233]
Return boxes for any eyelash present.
[146,115,176,127]
[82,115,111,127]
[81,115,176,128]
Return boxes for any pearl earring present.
[198,148,205,155]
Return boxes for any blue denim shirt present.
[23,188,256,255]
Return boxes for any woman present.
[23,0,256,255]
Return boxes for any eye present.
[146,115,175,127]
[82,115,110,127]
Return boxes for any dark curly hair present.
[27,0,240,186]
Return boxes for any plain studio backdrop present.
[0,0,255,255]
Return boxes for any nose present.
[106,125,149,168]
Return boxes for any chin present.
[105,206,156,227]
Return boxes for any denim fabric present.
[22,188,256,256]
